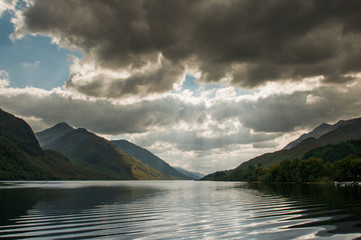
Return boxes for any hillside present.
[219,140,361,183]
[0,108,106,180]
[111,140,191,179]
[303,139,361,163]
[283,121,344,150]
[0,108,42,156]
[202,116,361,181]
[43,128,168,180]
[36,122,74,147]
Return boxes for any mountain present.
[0,108,42,156]
[283,121,344,150]
[173,167,205,180]
[42,127,168,180]
[36,122,74,147]
[202,116,361,181]
[111,140,191,180]
[0,108,106,180]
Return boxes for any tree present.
[333,154,361,182]
[297,157,325,182]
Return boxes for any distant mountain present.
[202,116,361,181]
[36,122,74,147]
[173,167,205,180]
[42,127,168,180]
[283,122,343,150]
[111,140,191,180]
[0,108,106,180]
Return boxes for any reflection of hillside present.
[245,183,361,237]
[0,188,41,225]
[34,186,159,213]
[0,184,160,226]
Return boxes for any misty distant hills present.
[203,116,361,181]
[0,108,106,180]
[37,125,167,180]
[173,167,205,180]
[111,140,191,180]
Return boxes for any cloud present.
[209,81,361,133]
[66,56,185,98]
[132,127,279,152]
[0,0,15,17]
[252,141,279,149]
[0,87,206,134]
[0,70,10,88]
[2,75,361,138]
[11,0,361,98]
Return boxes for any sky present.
[1,0,361,174]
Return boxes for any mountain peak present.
[36,122,74,146]
[55,122,73,128]
[42,129,167,180]
[75,128,89,133]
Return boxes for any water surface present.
[0,181,361,239]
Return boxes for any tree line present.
[227,139,361,183]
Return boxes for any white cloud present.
[0,0,15,17]
[0,70,10,88]
[215,87,237,99]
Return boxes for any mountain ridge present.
[0,108,107,180]
[203,116,361,181]
[111,139,191,180]
[36,122,74,147]
[283,121,341,150]
[39,125,169,180]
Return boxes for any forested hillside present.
[203,139,361,182]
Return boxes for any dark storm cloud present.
[15,0,361,97]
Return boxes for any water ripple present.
[0,181,361,239]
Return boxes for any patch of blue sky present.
[180,74,250,98]
[0,12,80,90]
[182,74,199,91]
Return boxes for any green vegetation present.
[206,155,361,183]
[303,139,361,162]
[0,136,51,180]
[0,109,109,180]
[203,139,361,183]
